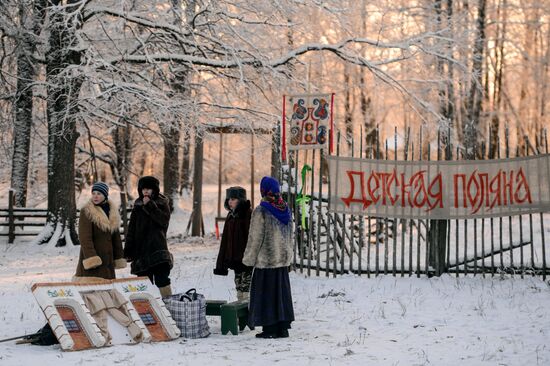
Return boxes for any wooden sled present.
[31,277,180,351]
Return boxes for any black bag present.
[25,323,59,346]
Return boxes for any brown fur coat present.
[74,199,126,281]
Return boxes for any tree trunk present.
[539,12,550,130]
[112,117,133,195]
[180,128,191,193]
[464,0,486,160]
[344,63,353,152]
[360,82,376,157]
[271,124,281,181]
[138,151,147,177]
[10,0,45,207]
[191,128,203,236]
[435,0,447,121]
[11,6,34,208]
[516,2,537,152]
[360,1,377,158]
[41,0,83,246]
[446,0,455,128]
[489,0,506,158]
[170,0,196,198]
[162,125,180,211]
[429,0,449,276]
[161,0,190,209]
[456,0,470,146]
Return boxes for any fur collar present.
[81,199,120,233]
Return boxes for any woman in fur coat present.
[74,182,126,281]
[242,176,295,339]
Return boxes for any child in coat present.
[124,176,173,298]
[214,186,253,301]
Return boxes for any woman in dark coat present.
[74,182,126,281]
[214,186,253,301]
[243,176,294,338]
[124,176,173,298]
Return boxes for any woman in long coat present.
[214,186,253,301]
[124,176,173,298]
[74,182,126,281]
[242,176,295,338]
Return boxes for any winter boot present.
[277,324,289,338]
[277,329,289,338]
[159,285,172,298]
[255,324,278,339]
[277,321,290,338]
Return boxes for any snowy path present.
[0,238,549,365]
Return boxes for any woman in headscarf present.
[242,176,295,338]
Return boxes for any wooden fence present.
[284,126,549,280]
[1,190,132,243]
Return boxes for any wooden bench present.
[206,300,227,316]
[206,300,254,335]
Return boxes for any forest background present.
[0,0,549,244]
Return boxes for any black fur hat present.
[138,176,160,198]
[224,186,246,210]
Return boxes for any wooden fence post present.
[8,189,15,244]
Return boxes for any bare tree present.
[42,0,84,246]
[1,0,483,241]
[111,115,134,194]
[5,0,46,207]
[445,0,456,128]
[160,0,195,209]
[464,0,487,159]
[488,0,507,158]
[343,62,353,151]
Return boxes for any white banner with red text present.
[328,155,550,219]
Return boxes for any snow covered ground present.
[1,190,549,365]
[1,235,549,366]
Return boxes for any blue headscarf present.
[259,176,291,225]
